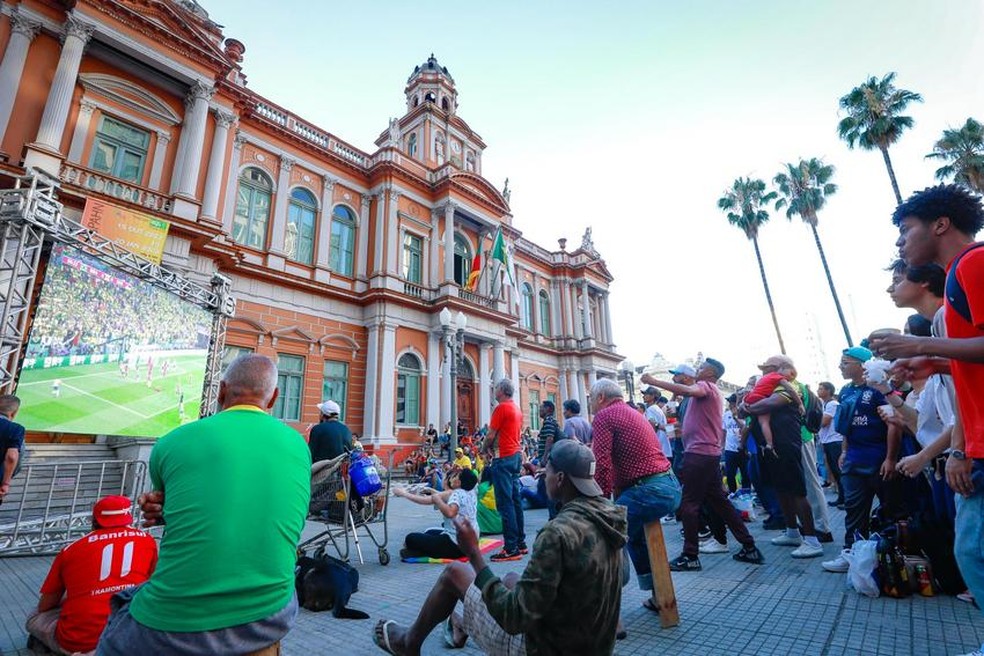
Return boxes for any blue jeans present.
[489,453,525,552]
[747,451,783,523]
[616,473,682,590]
[954,459,984,633]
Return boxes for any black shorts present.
[761,438,806,497]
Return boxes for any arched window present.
[286,188,316,264]
[453,234,472,287]
[232,167,272,250]
[329,205,356,277]
[465,152,475,172]
[538,290,551,336]
[407,133,417,158]
[396,353,422,426]
[425,92,436,103]
[442,97,450,112]
[521,283,534,331]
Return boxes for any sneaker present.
[490,549,522,562]
[816,531,834,544]
[733,545,765,565]
[791,543,825,558]
[821,551,850,573]
[668,554,702,571]
[660,514,677,525]
[697,528,713,541]
[517,542,529,555]
[699,539,729,554]
[771,534,802,547]
[955,649,984,656]
[957,591,975,604]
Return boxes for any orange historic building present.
[0,0,621,446]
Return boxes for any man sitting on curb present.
[373,440,627,656]
[26,496,157,656]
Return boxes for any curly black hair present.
[906,263,946,297]
[891,184,984,236]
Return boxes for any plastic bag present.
[844,540,880,597]
[729,492,757,522]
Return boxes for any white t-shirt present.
[448,487,480,543]
[914,376,955,450]
[723,409,742,452]
[818,400,843,444]
[645,404,671,456]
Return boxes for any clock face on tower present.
[451,141,461,154]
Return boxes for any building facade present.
[0,0,621,445]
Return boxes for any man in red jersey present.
[870,184,984,656]
[483,379,527,562]
[25,496,157,655]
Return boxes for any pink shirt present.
[681,380,724,457]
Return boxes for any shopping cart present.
[297,453,392,566]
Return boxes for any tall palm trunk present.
[751,236,786,354]
[880,145,903,204]
[810,223,854,346]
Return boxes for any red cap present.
[93,495,133,528]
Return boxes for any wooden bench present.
[644,520,679,628]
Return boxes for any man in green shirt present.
[373,440,627,656]
[98,355,311,655]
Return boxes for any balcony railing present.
[403,281,433,301]
[59,164,173,212]
[252,100,368,167]
[458,288,496,309]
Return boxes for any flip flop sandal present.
[373,619,399,655]
[642,598,661,613]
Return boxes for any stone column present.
[581,279,593,339]
[577,372,588,415]
[478,343,492,426]
[386,188,401,275]
[356,193,370,279]
[171,81,213,198]
[440,334,452,429]
[148,130,172,191]
[221,132,244,235]
[0,10,40,146]
[429,209,440,286]
[200,109,235,223]
[558,368,569,405]
[66,99,96,163]
[377,324,397,439]
[32,15,93,155]
[372,192,386,275]
[269,155,294,254]
[427,333,441,428]
[569,285,580,339]
[603,293,614,346]
[492,342,505,382]
[530,272,540,334]
[510,351,520,401]
[567,370,579,408]
[363,323,380,438]
[587,370,597,393]
[443,201,456,283]
[314,176,335,269]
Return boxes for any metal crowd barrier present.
[0,460,148,556]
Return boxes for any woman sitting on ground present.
[393,469,480,560]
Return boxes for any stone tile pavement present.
[2,493,983,655]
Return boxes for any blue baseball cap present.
[842,346,873,362]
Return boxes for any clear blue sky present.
[204,0,984,384]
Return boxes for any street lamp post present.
[440,307,468,459]
[620,359,635,403]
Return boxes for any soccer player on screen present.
[51,380,61,398]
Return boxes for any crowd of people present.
[7,184,983,656]
[26,246,210,359]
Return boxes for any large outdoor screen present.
[17,245,212,437]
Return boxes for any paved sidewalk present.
[2,495,983,655]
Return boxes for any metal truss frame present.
[0,170,235,415]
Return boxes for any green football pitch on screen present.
[17,354,205,438]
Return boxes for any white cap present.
[317,400,341,416]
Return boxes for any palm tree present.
[718,177,786,354]
[926,118,984,193]
[774,158,854,347]
[837,72,923,204]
